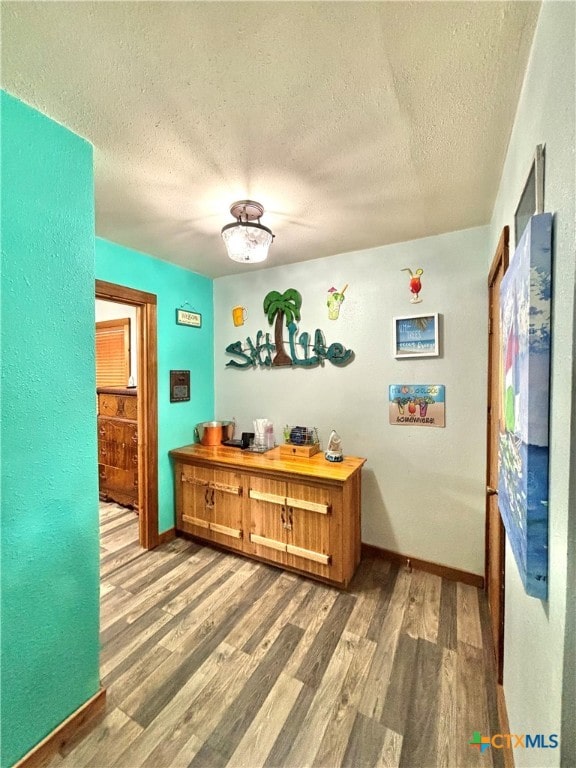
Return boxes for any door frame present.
[96,280,159,549]
[485,227,509,683]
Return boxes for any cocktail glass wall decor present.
[327,284,348,319]
[498,212,552,600]
[401,268,424,303]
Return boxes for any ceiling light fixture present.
[221,200,274,264]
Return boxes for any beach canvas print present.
[498,212,552,599]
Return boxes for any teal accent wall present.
[0,92,100,767]
[95,239,214,532]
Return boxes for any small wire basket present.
[283,425,320,447]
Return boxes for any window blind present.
[95,318,131,387]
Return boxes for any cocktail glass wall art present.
[326,284,348,319]
[400,268,424,303]
[498,212,552,600]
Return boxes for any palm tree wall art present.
[263,288,302,367]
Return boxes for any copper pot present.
[195,420,235,446]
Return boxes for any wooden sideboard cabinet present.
[97,387,138,508]
[169,444,365,588]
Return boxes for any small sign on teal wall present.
[176,308,202,327]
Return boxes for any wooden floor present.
[50,502,503,768]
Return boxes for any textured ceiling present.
[1,1,540,278]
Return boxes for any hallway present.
[48,504,503,768]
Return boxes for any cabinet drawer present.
[98,419,137,470]
[98,418,137,444]
[99,464,138,495]
[98,393,137,420]
[98,440,138,471]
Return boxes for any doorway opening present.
[95,280,159,550]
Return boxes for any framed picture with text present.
[393,313,439,358]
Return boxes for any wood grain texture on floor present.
[49,502,500,768]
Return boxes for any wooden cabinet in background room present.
[97,387,138,509]
[176,463,244,550]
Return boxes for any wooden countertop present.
[97,386,137,396]
[169,444,366,483]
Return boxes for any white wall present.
[95,299,138,385]
[215,225,489,576]
[489,2,575,765]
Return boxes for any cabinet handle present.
[281,506,292,531]
[132,434,138,444]
[132,455,138,464]
[99,427,106,436]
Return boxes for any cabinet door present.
[285,481,341,582]
[248,476,288,567]
[177,464,245,552]
[178,464,213,539]
[210,469,244,548]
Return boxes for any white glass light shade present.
[221,221,273,263]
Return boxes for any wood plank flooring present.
[49,502,502,768]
